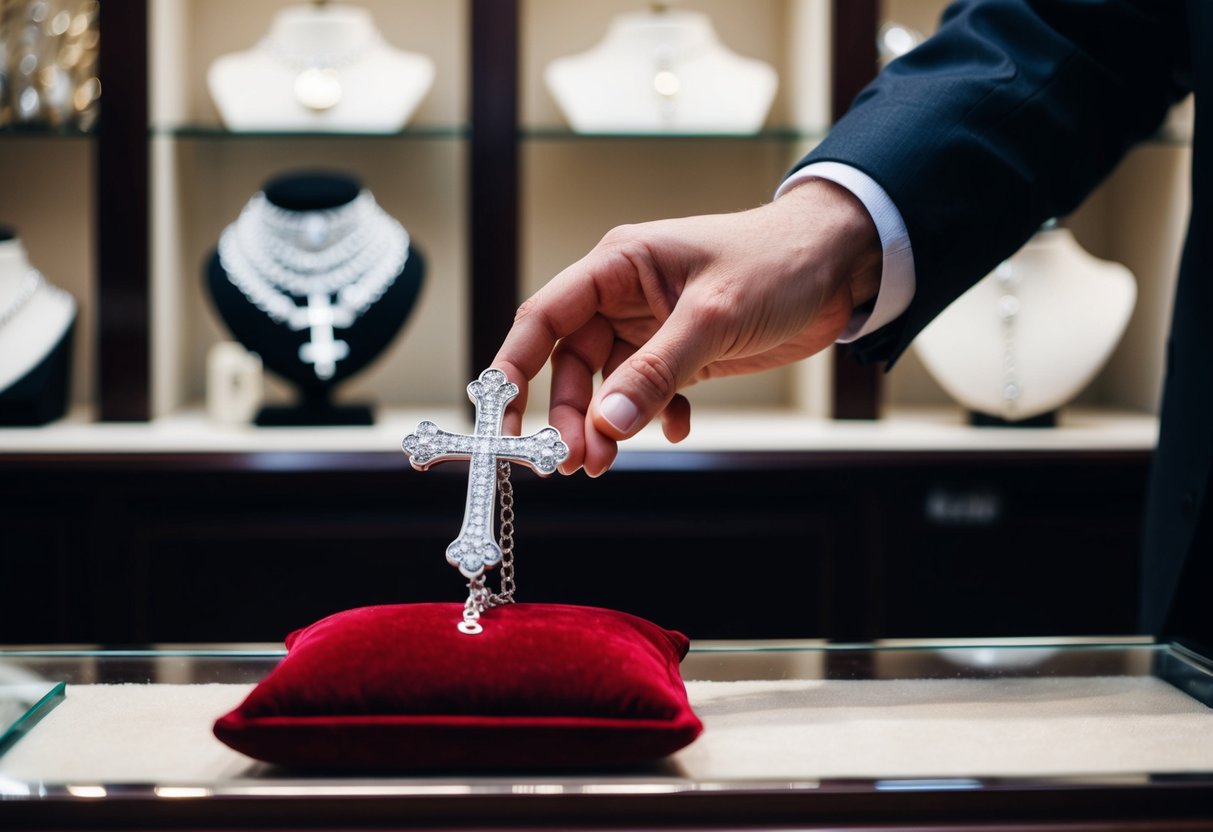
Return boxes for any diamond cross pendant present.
[296,292,350,380]
[402,368,569,579]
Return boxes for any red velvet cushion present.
[214,603,702,770]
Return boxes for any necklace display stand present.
[0,228,76,427]
[545,6,777,134]
[207,3,435,133]
[913,226,1136,426]
[206,172,424,427]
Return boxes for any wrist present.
[775,177,882,312]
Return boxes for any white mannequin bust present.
[545,7,777,134]
[913,227,1136,422]
[0,238,76,395]
[207,3,435,133]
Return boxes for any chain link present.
[496,459,516,602]
[458,460,516,634]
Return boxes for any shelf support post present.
[469,0,520,384]
[830,0,882,420]
[96,0,151,421]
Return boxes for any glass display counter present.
[1,639,1211,829]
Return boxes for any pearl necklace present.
[994,262,1022,417]
[0,268,44,329]
[217,190,409,380]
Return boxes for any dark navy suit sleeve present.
[793,0,1190,365]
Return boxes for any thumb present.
[590,312,710,439]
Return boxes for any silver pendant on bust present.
[294,68,343,112]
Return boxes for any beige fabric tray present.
[1,677,1211,783]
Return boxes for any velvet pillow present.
[214,603,702,770]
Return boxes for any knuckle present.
[627,352,679,401]
[513,296,535,322]
[699,277,740,321]
[696,294,735,330]
[513,295,538,323]
[551,337,594,375]
[514,294,563,340]
[598,223,642,248]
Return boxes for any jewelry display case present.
[1,640,1211,829]
[0,0,1186,429]
[4,0,1183,434]
[0,1,1184,643]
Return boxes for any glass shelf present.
[148,126,817,142]
[522,126,823,142]
[0,125,94,138]
[152,124,470,140]
[0,638,1209,828]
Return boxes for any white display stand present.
[545,8,777,134]
[913,227,1136,422]
[206,342,263,426]
[0,239,76,394]
[207,3,435,133]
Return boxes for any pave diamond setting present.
[402,368,569,578]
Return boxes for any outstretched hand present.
[493,179,882,476]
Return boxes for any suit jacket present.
[793,0,1208,639]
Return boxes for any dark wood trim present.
[0,447,1155,474]
[833,348,885,419]
[3,780,1211,829]
[95,0,150,421]
[469,0,520,381]
[830,0,882,420]
[831,0,879,118]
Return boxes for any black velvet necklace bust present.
[206,172,424,426]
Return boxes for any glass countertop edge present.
[0,682,64,755]
[0,636,1167,659]
[6,771,1211,805]
[4,640,1210,696]
[0,648,286,658]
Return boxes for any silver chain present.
[996,262,1022,417]
[0,268,43,329]
[458,460,516,634]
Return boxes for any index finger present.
[492,254,612,431]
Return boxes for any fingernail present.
[599,393,640,434]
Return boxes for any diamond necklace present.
[232,191,393,295]
[0,268,44,329]
[218,190,409,381]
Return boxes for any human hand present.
[493,178,881,476]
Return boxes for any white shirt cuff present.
[775,162,916,343]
